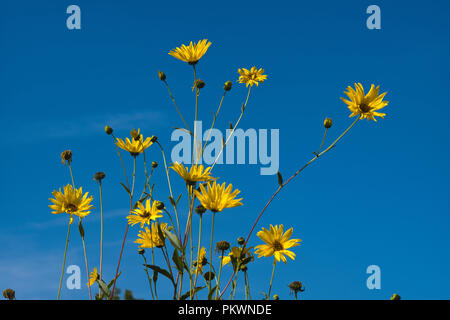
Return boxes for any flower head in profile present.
[255,225,301,263]
[341,83,389,121]
[127,199,163,228]
[238,67,268,87]
[87,267,99,287]
[194,247,207,275]
[221,246,254,270]
[171,162,214,185]
[49,184,94,220]
[135,222,172,249]
[116,129,154,156]
[168,39,212,65]
[194,181,243,213]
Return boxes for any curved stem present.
[163,80,192,133]
[215,250,224,300]
[110,156,136,299]
[219,116,360,299]
[111,134,130,189]
[208,212,216,295]
[201,91,226,155]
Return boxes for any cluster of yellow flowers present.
[48,39,389,300]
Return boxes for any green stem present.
[98,181,104,298]
[163,80,192,134]
[211,87,251,170]
[267,261,276,299]
[192,213,203,300]
[141,254,155,300]
[201,92,226,155]
[215,250,224,300]
[57,219,72,300]
[208,212,216,295]
[111,134,130,189]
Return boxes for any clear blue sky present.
[1,0,449,300]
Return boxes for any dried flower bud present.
[324,117,333,129]
[237,237,245,246]
[194,79,205,89]
[158,70,166,81]
[155,201,165,210]
[61,150,72,165]
[130,129,140,141]
[94,171,106,181]
[195,205,206,215]
[204,271,215,282]
[138,248,145,255]
[390,293,401,300]
[216,240,230,253]
[151,161,158,168]
[288,281,305,294]
[2,288,15,300]
[105,125,113,135]
[224,81,232,91]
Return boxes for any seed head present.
[204,271,215,282]
[2,288,15,300]
[237,237,245,246]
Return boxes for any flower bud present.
[94,171,106,181]
[150,135,158,143]
[155,201,165,210]
[138,248,145,255]
[240,264,248,272]
[158,70,166,81]
[324,117,333,129]
[2,288,15,300]
[194,79,205,89]
[224,81,232,91]
[390,293,401,300]
[151,161,158,169]
[273,294,279,300]
[204,271,215,282]
[195,205,206,215]
[216,240,230,253]
[105,125,113,135]
[130,129,140,141]
[61,150,72,165]
[237,237,245,246]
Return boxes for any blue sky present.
[1,0,449,300]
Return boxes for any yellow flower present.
[194,247,207,275]
[255,225,301,263]
[127,199,163,227]
[168,39,211,65]
[134,222,171,248]
[87,267,99,287]
[341,83,389,121]
[49,184,94,219]
[116,128,154,156]
[194,181,243,213]
[171,162,214,184]
[221,246,254,268]
[238,67,268,87]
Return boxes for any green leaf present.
[164,229,182,252]
[78,220,85,238]
[173,127,193,136]
[277,171,283,187]
[172,249,184,273]
[120,182,131,195]
[208,285,217,300]
[144,264,173,283]
[175,193,182,206]
[96,279,111,297]
[168,196,176,207]
[180,286,206,300]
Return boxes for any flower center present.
[140,211,151,219]
[65,203,78,214]
[359,103,371,113]
[273,241,284,251]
